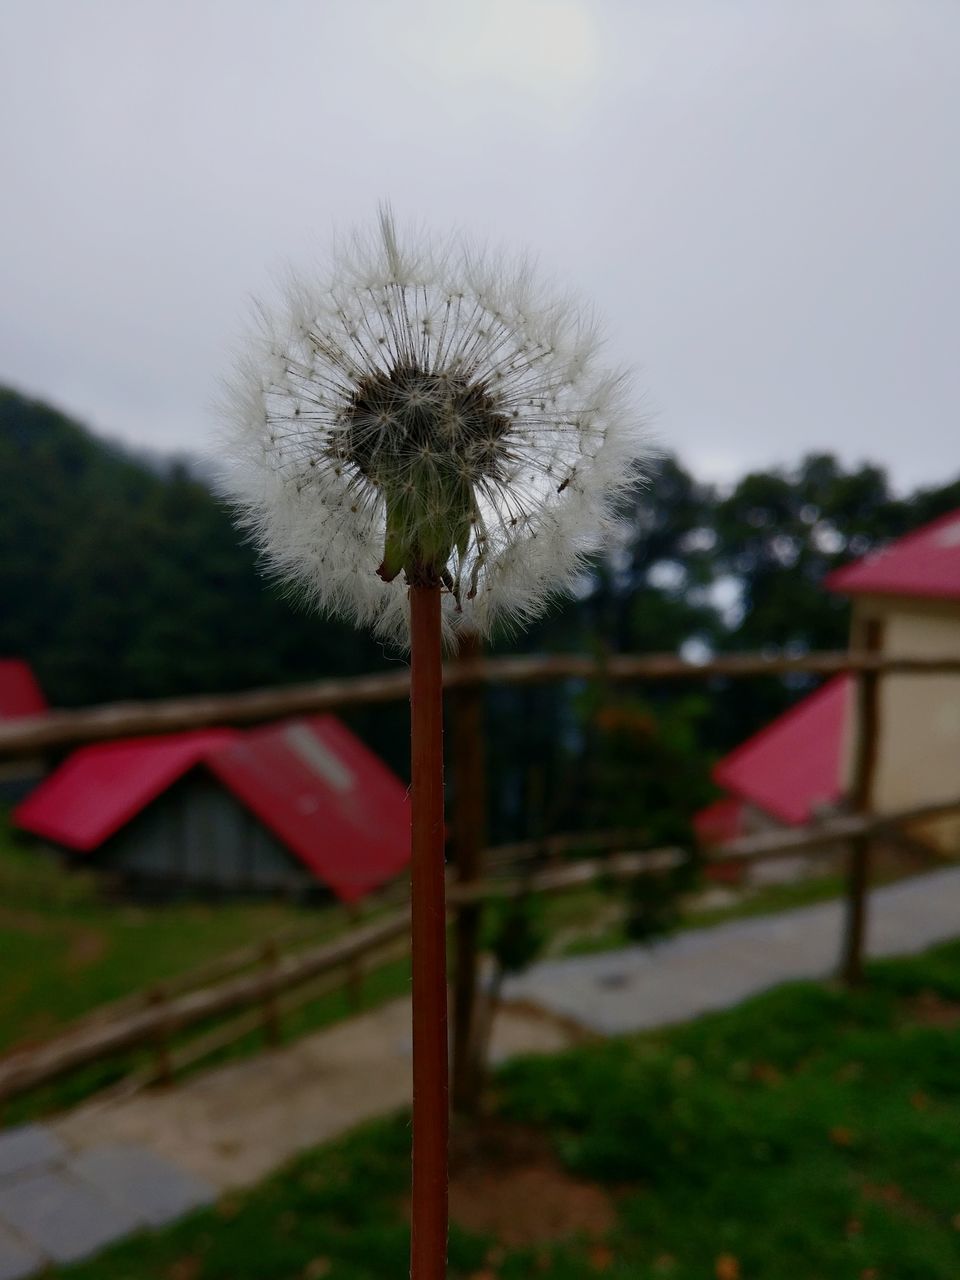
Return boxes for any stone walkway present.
[0,1001,572,1277]
[2,865,960,1277]
[504,865,960,1034]
[0,1129,214,1277]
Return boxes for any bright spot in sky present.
[427,0,600,97]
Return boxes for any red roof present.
[0,660,48,720]
[207,717,410,902]
[826,508,960,601]
[711,675,851,826]
[13,717,410,902]
[13,729,240,850]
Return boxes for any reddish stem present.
[408,582,448,1278]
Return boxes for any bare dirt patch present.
[446,1119,616,1248]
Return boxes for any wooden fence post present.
[839,618,884,986]
[345,904,364,1010]
[450,633,487,1113]
[259,939,282,1045]
[147,985,173,1084]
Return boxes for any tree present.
[0,387,393,708]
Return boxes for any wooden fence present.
[2,646,959,1109]
[0,909,411,1104]
[1,651,959,758]
[0,842,681,1106]
[3,796,958,1109]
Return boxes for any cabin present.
[828,508,960,853]
[0,658,49,800]
[694,676,852,883]
[697,508,960,859]
[694,674,850,841]
[13,715,410,902]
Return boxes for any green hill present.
[0,386,391,709]
[3,382,957,841]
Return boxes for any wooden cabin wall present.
[98,770,318,898]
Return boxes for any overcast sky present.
[1,1,957,491]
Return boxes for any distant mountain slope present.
[3,384,958,843]
[0,387,391,709]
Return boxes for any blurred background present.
[1,4,959,1278]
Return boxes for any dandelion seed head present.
[217,208,651,646]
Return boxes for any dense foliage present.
[0,388,392,708]
[2,384,958,837]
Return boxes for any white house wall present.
[848,596,960,853]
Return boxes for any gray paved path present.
[504,865,960,1034]
[0,1002,571,1276]
[2,866,960,1276]
[0,1126,214,1278]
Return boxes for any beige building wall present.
[846,596,960,854]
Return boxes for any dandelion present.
[219,207,647,645]
[218,209,649,1280]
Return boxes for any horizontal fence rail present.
[450,846,687,905]
[4,795,958,1106]
[482,828,652,872]
[0,909,412,1101]
[707,797,960,864]
[0,842,685,1105]
[3,651,960,757]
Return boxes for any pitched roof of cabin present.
[13,729,241,851]
[826,508,960,601]
[207,717,410,901]
[709,675,851,828]
[697,508,960,842]
[13,717,409,902]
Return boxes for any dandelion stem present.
[408,581,449,1278]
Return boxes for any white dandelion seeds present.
[218,209,650,646]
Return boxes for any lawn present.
[0,824,346,1055]
[0,820,416,1122]
[0,815,820,1058]
[50,939,960,1279]
[0,807,929,1132]
[0,810,872,1057]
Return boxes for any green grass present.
[0,830,342,1054]
[0,821,413,1122]
[1,952,415,1128]
[49,940,960,1279]
[684,869,850,927]
[0,814,862,1059]
[0,807,942,1147]
[53,1118,488,1280]
[557,867,913,958]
